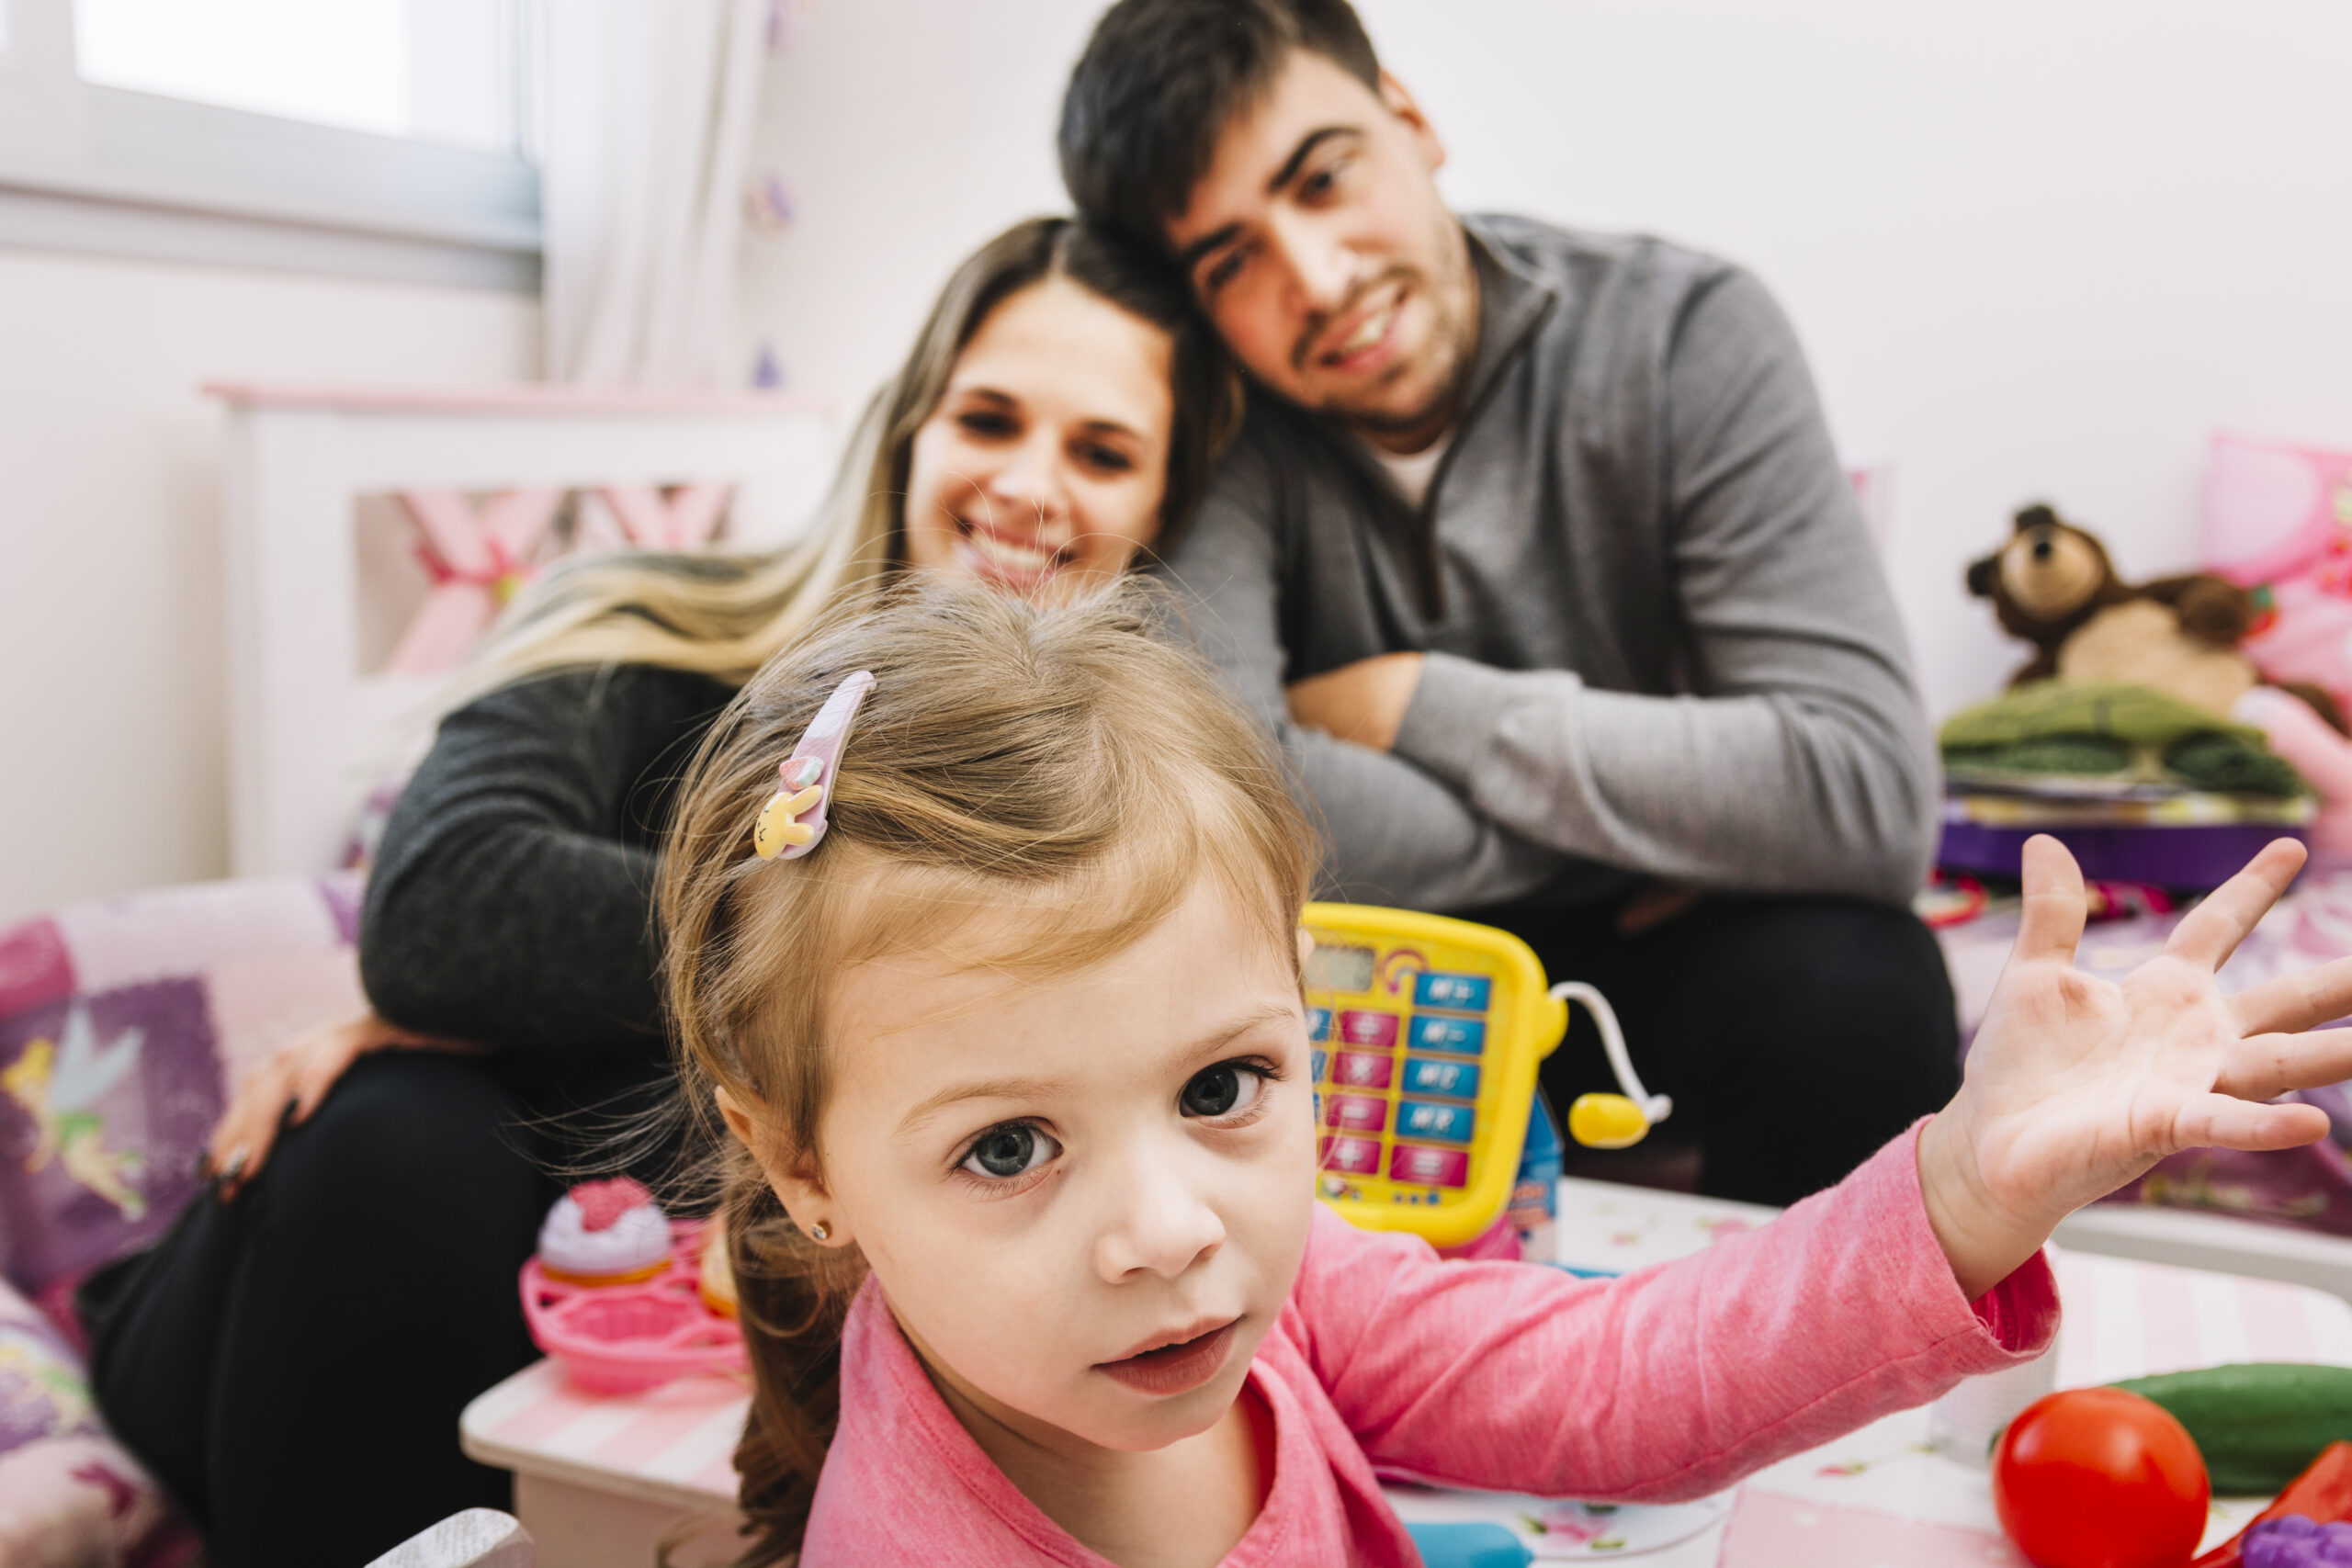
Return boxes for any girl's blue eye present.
[961,1122,1057,1180]
[1182,1063,1263,1119]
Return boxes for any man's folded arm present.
[1163,467,1569,911]
[1388,268,1939,907]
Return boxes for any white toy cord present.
[1548,981,1672,1127]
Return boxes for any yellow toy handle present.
[1549,981,1671,1150]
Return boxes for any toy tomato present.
[1993,1388,2211,1568]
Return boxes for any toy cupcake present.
[537,1178,672,1286]
[698,1208,739,1318]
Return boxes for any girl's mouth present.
[1094,1318,1239,1397]
[951,516,1070,591]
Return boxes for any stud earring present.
[809,1220,831,1243]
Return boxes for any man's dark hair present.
[1059,0,1381,254]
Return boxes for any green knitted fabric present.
[1939,681,2264,750]
[1939,681,2307,797]
[2164,731,2306,796]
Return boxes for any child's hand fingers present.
[2165,838,2308,971]
[2232,953,2352,1037]
[2012,835,2089,964]
[2173,1092,2330,1153]
[2217,1028,2352,1103]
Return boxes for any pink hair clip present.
[753,670,876,861]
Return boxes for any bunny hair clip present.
[753,670,876,861]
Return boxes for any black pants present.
[1466,893,1962,1207]
[82,1053,569,1568]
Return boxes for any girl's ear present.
[713,1085,852,1247]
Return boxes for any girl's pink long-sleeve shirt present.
[800,1124,2058,1565]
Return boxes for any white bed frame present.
[211,383,837,877]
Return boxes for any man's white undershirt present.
[1359,430,1453,509]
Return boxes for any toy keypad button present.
[1331,1052,1394,1089]
[1412,972,1490,1012]
[1311,1049,1329,1083]
[1402,1057,1480,1100]
[1306,1006,1333,1042]
[1408,1016,1485,1055]
[1396,1100,1475,1144]
[1389,1144,1470,1188]
[1321,1135,1382,1175]
[1324,1094,1388,1133]
[1337,1010,1400,1047]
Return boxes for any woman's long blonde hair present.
[454,217,1240,703]
[659,580,1314,1564]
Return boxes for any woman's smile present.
[901,274,1174,605]
[951,513,1075,592]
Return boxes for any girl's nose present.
[1093,1145,1227,1282]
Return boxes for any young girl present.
[665,581,2352,1568]
[87,218,1237,1568]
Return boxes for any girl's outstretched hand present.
[1918,835,2352,1298]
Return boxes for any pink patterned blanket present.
[0,872,364,1565]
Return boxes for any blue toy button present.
[1404,1522,1532,1568]
[1396,1100,1475,1143]
[1408,1015,1485,1055]
[1311,1049,1329,1082]
[1305,1006,1333,1041]
[1412,972,1490,1012]
[1402,1056,1480,1099]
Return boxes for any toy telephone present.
[1304,903,1669,1247]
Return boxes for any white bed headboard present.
[210,383,838,877]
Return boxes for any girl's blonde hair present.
[659,580,1314,1564]
[452,217,1241,704]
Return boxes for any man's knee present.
[1703,898,1956,1057]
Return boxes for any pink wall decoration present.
[598,481,734,551]
[2201,432,2352,718]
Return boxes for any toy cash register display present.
[1305,903,1668,1248]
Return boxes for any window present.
[0,0,540,289]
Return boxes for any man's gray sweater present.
[1160,215,1939,911]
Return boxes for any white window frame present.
[0,0,539,290]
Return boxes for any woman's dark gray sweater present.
[358,664,735,1072]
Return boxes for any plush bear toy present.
[1966,502,2346,730]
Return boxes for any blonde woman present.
[83,216,1239,1567]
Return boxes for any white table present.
[463,1180,2352,1566]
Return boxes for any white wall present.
[0,247,536,924]
[744,0,2352,721]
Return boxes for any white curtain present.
[540,0,771,386]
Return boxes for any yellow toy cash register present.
[1303,903,1669,1248]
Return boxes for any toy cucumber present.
[2109,1365,2352,1494]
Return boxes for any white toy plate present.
[1385,1486,1731,1558]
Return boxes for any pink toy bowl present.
[520,1218,746,1394]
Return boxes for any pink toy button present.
[1321,1135,1382,1175]
[1388,1144,1470,1189]
[1337,1010,1399,1047]
[1331,1051,1394,1089]
[1325,1094,1388,1132]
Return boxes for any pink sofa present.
[0,873,364,1567]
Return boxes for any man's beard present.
[1309,218,1478,443]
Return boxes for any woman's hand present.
[1919,835,2352,1298]
[204,1010,475,1199]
